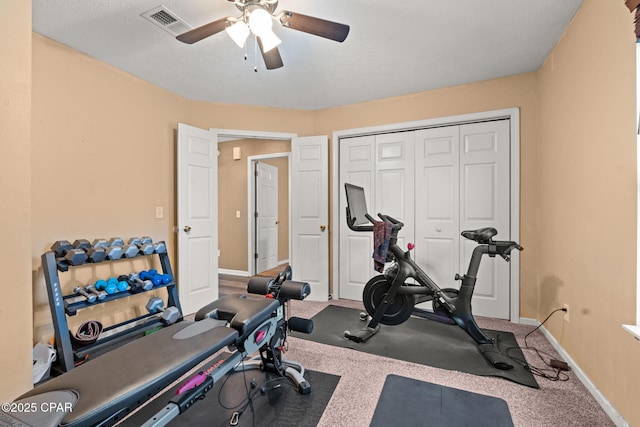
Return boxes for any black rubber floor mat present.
[292,305,538,388]
[121,353,341,427]
[371,374,514,427]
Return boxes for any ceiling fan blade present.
[279,11,350,42]
[176,17,233,44]
[258,39,284,70]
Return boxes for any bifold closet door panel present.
[414,126,461,289]
[339,135,375,300]
[460,120,511,318]
[374,132,415,252]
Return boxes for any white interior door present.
[460,120,511,318]
[177,124,218,315]
[291,136,329,301]
[256,161,278,273]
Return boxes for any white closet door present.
[415,120,510,318]
[414,126,461,289]
[460,120,511,318]
[339,121,511,319]
[374,132,415,251]
[339,132,415,300]
[339,135,375,300]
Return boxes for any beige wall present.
[31,34,192,342]
[187,99,315,136]
[537,1,639,425]
[4,2,638,424]
[218,139,290,272]
[0,1,33,402]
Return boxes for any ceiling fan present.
[176,0,350,70]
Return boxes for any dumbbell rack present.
[42,242,181,374]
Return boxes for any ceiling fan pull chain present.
[254,35,258,72]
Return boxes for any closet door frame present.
[331,108,521,322]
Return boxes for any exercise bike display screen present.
[345,183,370,226]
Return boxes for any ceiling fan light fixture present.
[175,0,349,70]
[258,31,281,53]
[225,20,250,47]
[248,8,274,37]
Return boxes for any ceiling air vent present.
[141,5,192,37]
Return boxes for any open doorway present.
[217,137,291,277]
[250,153,290,276]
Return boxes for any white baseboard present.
[519,317,629,427]
[218,268,249,277]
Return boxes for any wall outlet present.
[563,303,570,322]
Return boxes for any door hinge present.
[254,212,258,218]
[254,253,259,259]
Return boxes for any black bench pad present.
[195,294,280,342]
[16,319,238,427]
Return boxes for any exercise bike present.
[343,183,522,370]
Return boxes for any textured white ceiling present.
[32,0,583,110]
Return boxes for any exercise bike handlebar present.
[490,241,523,262]
[346,208,405,233]
[376,213,404,230]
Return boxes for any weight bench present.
[2,288,311,427]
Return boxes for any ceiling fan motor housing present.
[229,0,279,15]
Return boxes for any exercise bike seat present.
[461,227,497,244]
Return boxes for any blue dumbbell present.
[108,277,129,292]
[140,270,173,286]
[95,279,117,294]
[140,270,163,286]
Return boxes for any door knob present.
[320,224,326,232]
[184,225,191,232]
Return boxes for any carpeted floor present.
[283,297,616,427]
[182,275,617,427]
